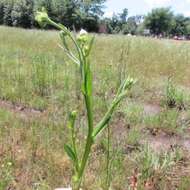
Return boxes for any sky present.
[104,0,190,17]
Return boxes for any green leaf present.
[85,36,95,57]
[86,65,92,96]
[64,144,76,162]
[60,31,69,50]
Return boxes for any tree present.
[34,0,106,31]
[122,16,138,34]
[107,13,121,33]
[186,23,190,37]
[119,8,128,23]
[171,14,190,36]
[3,0,14,26]
[184,18,190,37]
[0,0,106,31]
[80,0,106,17]
[0,0,4,24]
[104,8,129,34]
[78,0,106,32]
[34,0,54,20]
[136,22,146,35]
[60,0,83,30]
[11,0,34,28]
[144,7,174,36]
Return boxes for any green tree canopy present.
[0,0,106,31]
[144,7,175,35]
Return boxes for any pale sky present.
[104,0,190,17]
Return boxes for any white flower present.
[79,29,88,35]
[77,29,89,45]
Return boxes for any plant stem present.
[47,19,84,66]
[92,97,120,138]
[76,92,93,189]
[106,123,111,190]
[35,13,135,190]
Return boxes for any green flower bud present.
[77,29,88,45]
[124,77,137,90]
[83,45,90,56]
[77,35,88,44]
[35,8,50,27]
[68,111,77,129]
[71,110,77,118]
[72,175,79,183]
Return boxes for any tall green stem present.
[35,11,135,190]
[106,123,111,189]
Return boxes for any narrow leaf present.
[86,36,95,56]
[86,65,92,96]
[64,144,76,162]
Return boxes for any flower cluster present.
[77,29,91,57]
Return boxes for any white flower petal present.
[79,29,88,35]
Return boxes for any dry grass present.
[1,26,190,189]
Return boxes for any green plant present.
[32,55,57,97]
[165,78,185,110]
[117,41,131,87]
[35,9,136,190]
[178,177,190,190]
[126,128,141,146]
[144,109,180,134]
[133,145,177,184]
[0,161,13,190]
[124,103,143,125]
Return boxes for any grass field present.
[1,26,190,190]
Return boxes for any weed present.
[1,17,190,190]
[32,55,57,97]
[0,161,13,190]
[123,103,143,125]
[178,177,190,190]
[144,109,180,134]
[35,9,135,190]
[126,128,141,146]
[131,145,179,188]
[165,78,185,110]
[117,40,131,87]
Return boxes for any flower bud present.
[83,45,90,56]
[124,77,137,90]
[35,8,50,27]
[68,110,77,129]
[77,29,88,45]
[71,110,77,118]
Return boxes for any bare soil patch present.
[0,100,45,120]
